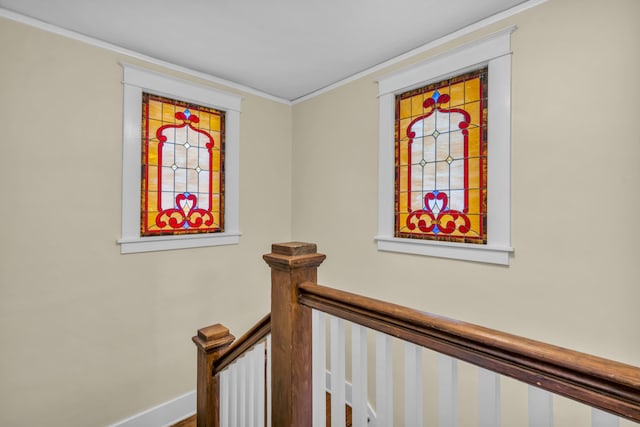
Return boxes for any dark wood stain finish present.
[263,242,326,427]
[192,324,235,427]
[298,281,640,422]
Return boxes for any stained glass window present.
[395,67,487,244]
[141,93,225,236]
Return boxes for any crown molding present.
[1,0,548,106]
[291,0,547,104]
[0,7,291,106]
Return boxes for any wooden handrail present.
[213,313,271,374]
[298,282,640,422]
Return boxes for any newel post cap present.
[263,242,326,270]
[192,323,235,352]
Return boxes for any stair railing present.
[193,315,271,427]
[194,242,640,426]
[303,283,639,426]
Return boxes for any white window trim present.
[376,27,515,265]
[118,63,242,254]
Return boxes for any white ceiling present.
[0,0,528,101]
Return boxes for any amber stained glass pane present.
[141,93,225,236]
[394,67,487,244]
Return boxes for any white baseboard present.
[107,373,376,426]
[108,390,196,427]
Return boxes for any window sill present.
[117,232,241,254]
[375,236,513,265]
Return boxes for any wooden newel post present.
[263,242,326,427]
[192,324,235,427]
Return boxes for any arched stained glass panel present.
[395,67,487,244]
[141,93,225,236]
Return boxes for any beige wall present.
[0,18,292,427]
[292,3,639,421]
[292,0,639,366]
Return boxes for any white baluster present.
[220,368,229,427]
[312,310,327,427]
[266,334,272,427]
[404,342,423,426]
[352,324,368,427]
[591,408,619,427]
[528,386,553,427]
[376,332,393,426]
[253,344,263,427]
[247,348,255,427]
[250,349,256,425]
[254,341,265,427]
[238,354,246,427]
[438,354,458,427]
[478,367,500,427]
[229,363,238,427]
[330,316,346,426]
